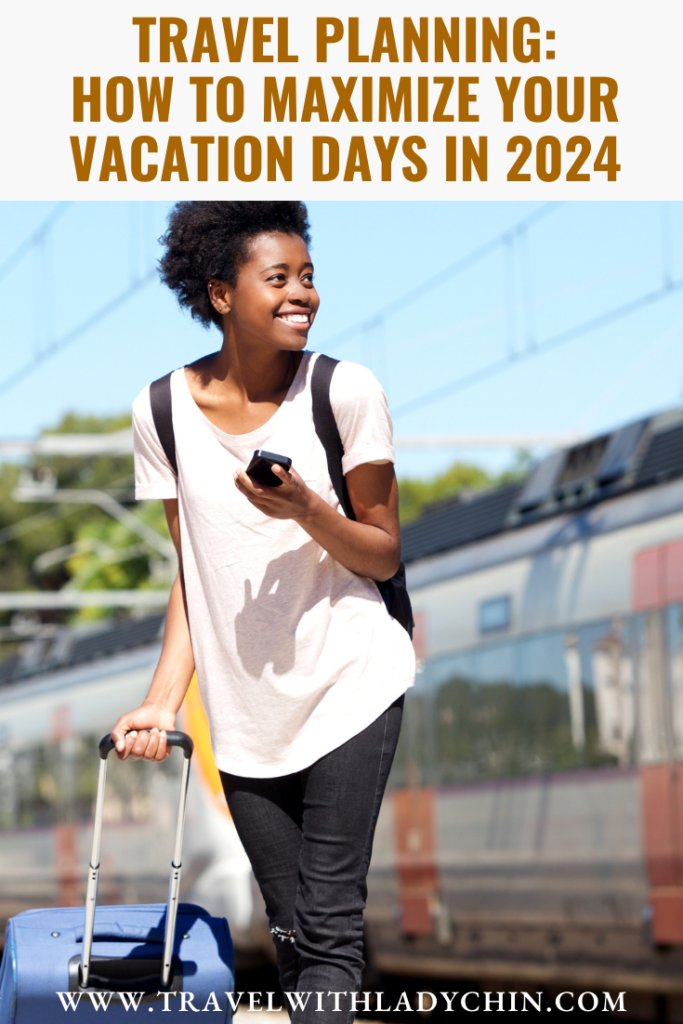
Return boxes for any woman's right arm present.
[110,498,195,761]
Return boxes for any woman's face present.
[217,231,320,352]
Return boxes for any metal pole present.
[161,755,191,989]
[81,758,108,989]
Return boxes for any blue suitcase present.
[0,732,234,1022]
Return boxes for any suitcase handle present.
[81,731,193,992]
[98,730,194,760]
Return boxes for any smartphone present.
[246,450,292,487]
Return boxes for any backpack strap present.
[149,372,178,478]
[310,353,414,638]
[310,354,356,522]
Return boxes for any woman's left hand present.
[234,465,319,522]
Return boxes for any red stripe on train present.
[393,786,438,937]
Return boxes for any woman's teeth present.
[279,313,309,323]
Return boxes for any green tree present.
[398,462,492,523]
[0,411,170,628]
[65,502,171,622]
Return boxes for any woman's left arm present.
[234,461,401,581]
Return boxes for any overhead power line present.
[0,267,157,400]
[0,203,71,287]
[393,276,683,418]
[320,201,562,353]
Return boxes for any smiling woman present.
[109,201,415,1024]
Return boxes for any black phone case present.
[246,450,291,487]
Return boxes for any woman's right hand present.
[111,703,177,761]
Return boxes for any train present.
[0,404,682,1018]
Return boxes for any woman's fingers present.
[234,470,265,498]
[144,728,160,760]
[235,468,293,500]
[112,717,133,754]
[155,730,170,761]
[235,475,279,514]
[111,703,176,761]
[234,467,302,518]
[130,728,158,761]
[113,727,173,762]
[129,731,146,761]
[235,464,315,523]
[120,730,138,761]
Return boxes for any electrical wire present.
[0,203,71,288]
[320,201,562,352]
[392,275,683,418]
[0,267,157,400]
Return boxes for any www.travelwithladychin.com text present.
[56,988,627,1013]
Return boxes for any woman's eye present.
[268,274,286,283]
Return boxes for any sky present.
[1,200,682,481]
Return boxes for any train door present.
[634,540,683,944]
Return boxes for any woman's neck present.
[211,337,299,404]
[184,340,303,436]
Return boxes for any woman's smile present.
[276,309,312,331]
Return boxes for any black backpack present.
[148,355,414,638]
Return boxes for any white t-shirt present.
[132,351,415,777]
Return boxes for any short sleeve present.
[328,360,395,476]
[132,385,178,500]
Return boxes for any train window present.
[391,605,683,787]
[479,596,511,633]
[473,641,516,683]
[417,627,628,785]
[387,673,432,789]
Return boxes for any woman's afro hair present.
[158,201,311,328]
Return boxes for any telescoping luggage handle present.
[81,731,194,992]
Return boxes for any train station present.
[0,201,682,1020]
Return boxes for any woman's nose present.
[287,278,310,303]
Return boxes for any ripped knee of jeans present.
[271,925,296,944]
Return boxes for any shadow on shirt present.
[233,540,376,677]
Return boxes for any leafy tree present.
[65,503,172,622]
[0,411,169,628]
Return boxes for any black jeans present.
[220,695,404,1024]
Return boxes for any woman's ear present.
[208,279,231,316]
